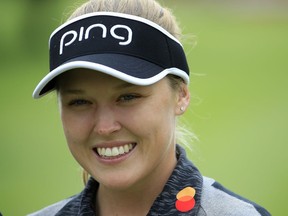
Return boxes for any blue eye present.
[118,94,141,102]
[69,99,90,106]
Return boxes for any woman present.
[30,0,270,215]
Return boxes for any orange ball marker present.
[175,187,196,212]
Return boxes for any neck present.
[96,150,177,216]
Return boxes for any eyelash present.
[68,99,90,106]
[117,94,141,103]
[67,94,141,106]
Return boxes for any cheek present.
[122,98,176,141]
[60,111,93,147]
[61,113,92,165]
[148,98,177,140]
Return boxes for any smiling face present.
[57,69,189,190]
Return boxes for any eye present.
[68,99,91,106]
[117,94,141,103]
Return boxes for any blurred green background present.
[0,0,287,215]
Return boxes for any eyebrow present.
[60,89,86,95]
[60,82,137,95]
[114,82,137,90]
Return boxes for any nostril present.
[93,109,121,135]
[94,120,122,135]
[96,126,120,135]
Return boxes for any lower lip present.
[93,144,136,164]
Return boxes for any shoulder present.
[27,197,73,216]
[198,177,271,216]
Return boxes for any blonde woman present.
[29,0,270,215]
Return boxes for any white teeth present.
[112,147,119,156]
[96,144,134,157]
[100,148,105,156]
[124,145,129,153]
[119,146,124,154]
[105,148,112,157]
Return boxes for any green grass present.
[0,1,287,215]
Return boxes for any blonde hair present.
[65,0,193,185]
[68,0,182,40]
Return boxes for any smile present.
[95,143,135,158]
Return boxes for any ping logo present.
[59,24,133,55]
[175,187,196,212]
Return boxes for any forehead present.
[56,68,171,92]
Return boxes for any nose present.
[93,106,121,136]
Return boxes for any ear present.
[175,83,190,116]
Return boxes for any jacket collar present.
[56,145,203,215]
